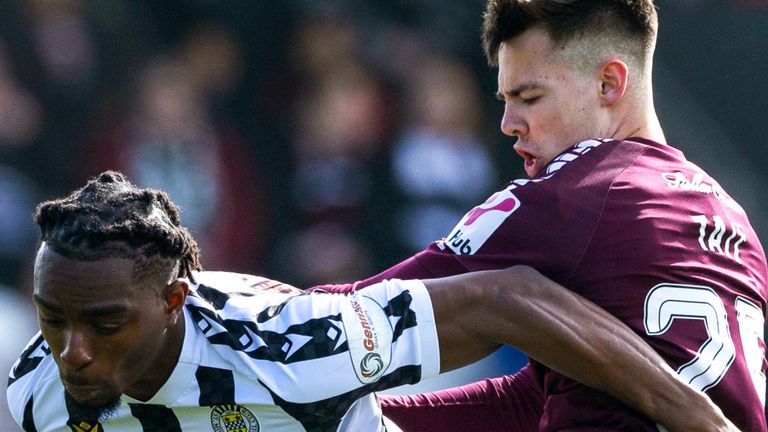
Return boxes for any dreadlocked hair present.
[34,171,202,284]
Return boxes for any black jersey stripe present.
[196,366,235,406]
[22,395,36,432]
[187,291,418,366]
[7,355,43,387]
[129,404,182,432]
[188,304,348,364]
[194,282,305,312]
[265,364,422,432]
[195,284,240,310]
[383,291,418,342]
[63,392,103,432]
[8,334,49,386]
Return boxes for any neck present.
[124,312,186,401]
[615,113,666,144]
[610,87,666,145]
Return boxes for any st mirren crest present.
[68,420,102,432]
[210,404,259,432]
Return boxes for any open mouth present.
[524,155,538,175]
[514,146,541,178]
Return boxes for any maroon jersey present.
[319,138,768,431]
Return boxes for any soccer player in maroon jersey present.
[316,0,768,430]
[7,172,734,431]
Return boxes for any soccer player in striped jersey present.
[319,0,768,431]
[6,172,735,431]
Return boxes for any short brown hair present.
[482,0,658,67]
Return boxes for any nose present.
[60,329,94,370]
[500,102,527,137]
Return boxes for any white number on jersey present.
[644,284,735,391]
[644,283,765,406]
[735,297,766,406]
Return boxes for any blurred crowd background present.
[1,0,767,427]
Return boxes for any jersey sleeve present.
[184,273,440,430]
[334,278,440,388]
[190,277,440,404]
[313,252,457,294]
[318,140,616,295]
[380,364,542,432]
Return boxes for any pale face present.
[497,27,609,177]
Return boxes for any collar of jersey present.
[122,307,199,406]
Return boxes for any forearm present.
[502,270,731,432]
[426,266,737,432]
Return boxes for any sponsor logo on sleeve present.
[436,140,605,254]
[360,352,384,378]
[210,404,259,432]
[341,294,394,384]
[443,188,521,255]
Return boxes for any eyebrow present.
[33,294,129,317]
[496,83,541,101]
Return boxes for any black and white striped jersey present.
[7,272,439,432]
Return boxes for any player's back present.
[545,138,767,431]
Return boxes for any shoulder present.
[190,271,302,295]
[438,139,629,256]
[614,138,747,214]
[7,332,54,389]
[186,271,303,312]
[6,333,60,427]
[182,271,308,368]
[469,138,638,209]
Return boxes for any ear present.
[164,280,189,324]
[597,58,628,107]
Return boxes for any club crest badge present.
[210,404,259,432]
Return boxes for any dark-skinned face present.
[32,244,186,410]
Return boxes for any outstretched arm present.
[424,266,739,432]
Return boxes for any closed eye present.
[522,96,541,105]
[39,317,66,328]
[90,318,129,334]
[92,324,124,335]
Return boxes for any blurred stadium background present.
[1,0,767,427]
